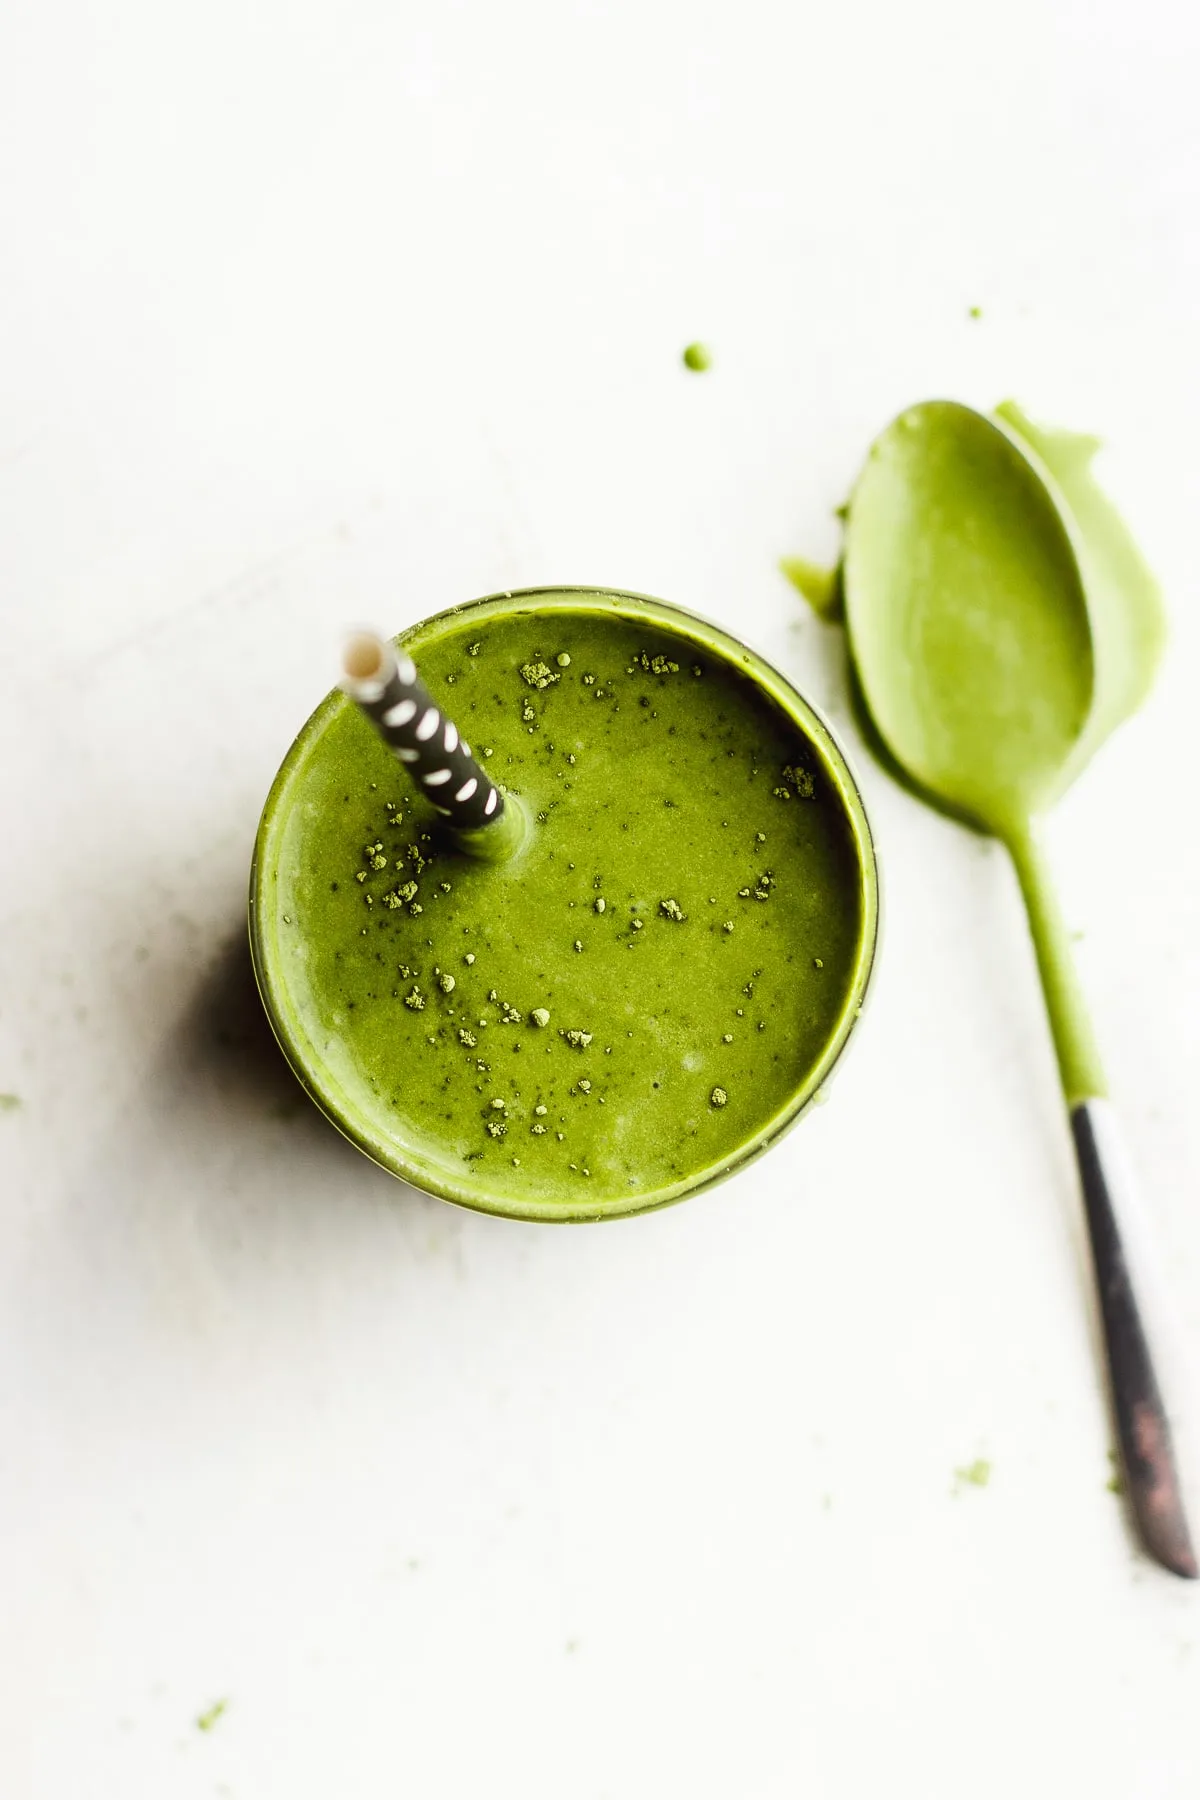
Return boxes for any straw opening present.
[342,632,388,682]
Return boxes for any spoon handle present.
[1070,1101,1197,1578]
[1008,823,1196,1578]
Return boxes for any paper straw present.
[341,631,504,833]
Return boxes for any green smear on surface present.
[0,1094,20,1112]
[955,1458,992,1490]
[994,401,1166,780]
[780,556,842,623]
[197,1700,228,1733]
[682,342,712,373]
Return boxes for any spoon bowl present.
[844,401,1094,837]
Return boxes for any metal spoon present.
[841,400,1195,1578]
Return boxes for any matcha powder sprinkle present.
[710,1086,728,1108]
[520,661,559,690]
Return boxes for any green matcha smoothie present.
[250,588,877,1220]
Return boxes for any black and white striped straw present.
[341,631,504,833]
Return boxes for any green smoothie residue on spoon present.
[789,399,1164,1105]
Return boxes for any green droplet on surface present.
[954,1458,991,1491]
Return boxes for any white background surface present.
[2,2,1199,1795]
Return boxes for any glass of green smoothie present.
[249,587,878,1221]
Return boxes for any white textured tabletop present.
[3,2,1199,1795]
